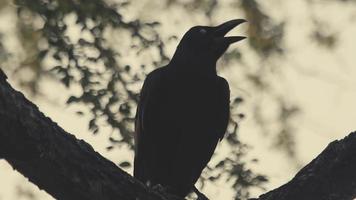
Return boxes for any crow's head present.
[172,19,247,70]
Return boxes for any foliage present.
[13,0,169,146]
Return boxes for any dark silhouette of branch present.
[0,68,355,200]
[0,68,180,200]
[250,131,356,200]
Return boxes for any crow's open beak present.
[213,19,247,44]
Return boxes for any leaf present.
[38,49,48,59]
[215,160,225,168]
[88,119,98,131]
[109,137,120,143]
[233,97,244,105]
[61,75,71,88]
[238,113,245,119]
[53,53,61,61]
[119,161,131,168]
[255,175,268,182]
[106,146,114,151]
[67,96,79,104]
[124,65,131,72]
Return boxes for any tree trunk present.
[0,68,355,200]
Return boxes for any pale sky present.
[1,0,356,199]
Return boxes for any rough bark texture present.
[0,69,180,200]
[0,68,356,200]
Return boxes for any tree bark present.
[0,68,355,200]
[0,69,180,200]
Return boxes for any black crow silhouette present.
[134,19,246,199]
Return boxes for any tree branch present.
[251,131,356,200]
[0,68,179,200]
[0,68,355,200]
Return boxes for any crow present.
[134,19,246,199]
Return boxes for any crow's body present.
[134,19,246,198]
[134,65,229,196]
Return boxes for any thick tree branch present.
[251,131,356,200]
[0,69,179,200]
[0,68,356,200]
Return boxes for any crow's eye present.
[199,28,207,34]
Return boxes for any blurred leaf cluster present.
[12,0,169,146]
